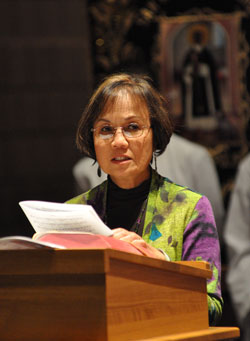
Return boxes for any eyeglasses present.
[91,123,150,140]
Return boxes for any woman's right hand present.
[112,227,166,260]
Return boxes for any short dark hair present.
[76,73,173,159]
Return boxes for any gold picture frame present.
[158,11,249,147]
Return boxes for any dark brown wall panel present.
[0,0,93,237]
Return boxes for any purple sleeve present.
[182,196,223,324]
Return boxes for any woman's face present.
[93,93,153,189]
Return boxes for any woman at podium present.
[67,73,223,325]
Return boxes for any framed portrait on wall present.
[158,12,248,144]
[157,11,250,202]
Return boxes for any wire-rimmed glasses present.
[91,123,151,140]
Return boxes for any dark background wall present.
[0,0,93,237]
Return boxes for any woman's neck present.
[107,173,151,230]
[110,167,151,189]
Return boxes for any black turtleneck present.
[106,175,151,231]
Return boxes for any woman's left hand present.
[112,227,166,260]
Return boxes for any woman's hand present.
[112,227,166,260]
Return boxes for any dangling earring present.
[97,165,102,177]
[154,152,157,173]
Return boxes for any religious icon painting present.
[158,12,248,140]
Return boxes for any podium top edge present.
[0,248,212,279]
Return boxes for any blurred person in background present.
[224,119,250,341]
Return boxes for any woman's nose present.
[111,128,128,148]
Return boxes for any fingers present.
[132,239,166,260]
[112,228,141,243]
[111,228,165,260]
[112,227,127,238]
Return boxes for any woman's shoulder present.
[66,180,108,205]
[151,172,214,227]
[66,192,88,205]
[153,170,204,203]
[154,170,202,193]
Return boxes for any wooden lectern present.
[0,248,239,340]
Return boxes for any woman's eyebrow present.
[95,114,143,125]
[124,115,139,121]
[95,118,111,124]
